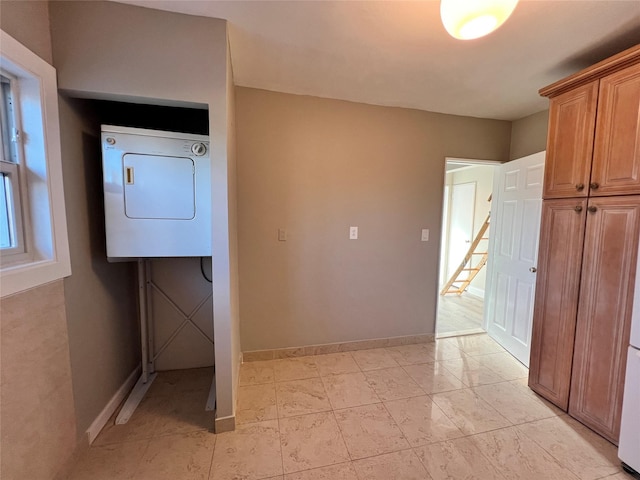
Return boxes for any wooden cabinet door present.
[569,195,640,444]
[590,63,640,197]
[543,82,598,199]
[528,198,587,409]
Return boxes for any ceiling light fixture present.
[440,0,519,40]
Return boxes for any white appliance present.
[101,125,211,259]
[619,248,640,475]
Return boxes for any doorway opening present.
[437,158,499,338]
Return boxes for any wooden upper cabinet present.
[590,63,640,197]
[569,195,640,444]
[543,82,598,199]
[528,198,587,410]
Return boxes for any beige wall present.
[510,110,549,160]
[57,96,140,438]
[0,3,77,479]
[49,0,239,426]
[236,87,511,351]
[0,0,52,63]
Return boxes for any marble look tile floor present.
[64,335,632,480]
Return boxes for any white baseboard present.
[467,286,485,299]
[85,366,141,445]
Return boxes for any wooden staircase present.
[440,212,491,296]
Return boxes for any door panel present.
[543,82,598,199]
[569,195,640,444]
[528,198,587,410]
[447,182,476,279]
[485,152,545,365]
[591,63,640,197]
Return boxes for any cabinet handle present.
[590,182,600,190]
[588,206,597,213]
[574,205,583,213]
[576,183,585,191]
[529,267,537,273]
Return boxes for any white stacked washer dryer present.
[619,241,640,475]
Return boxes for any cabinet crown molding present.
[540,44,640,98]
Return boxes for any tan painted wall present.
[0,0,52,63]
[510,110,549,160]
[49,0,239,424]
[57,96,140,438]
[236,87,511,351]
[0,3,77,479]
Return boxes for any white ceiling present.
[115,0,640,120]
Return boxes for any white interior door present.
[447,182,476,279]
[484,152,545,366]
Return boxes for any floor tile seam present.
[274,374,321,383]
[204,430,217,480]
[277,406,334,420]
[317,370,339,412]
[510,421,616,479]
[378,399,412,452]
[329,408,355,463]
[429,389,513,434]
[423,428,512,480]
[361,368,427,398]
[149,425,212,440]
[280,460,356,478]
[127,437,155,479]
[347,445,419,464]
[375,390,429,403]
[238,379,276,387]
[92,434,157,448]
[274,382,286,479]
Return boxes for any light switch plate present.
[350,226,358,240]
[421,229,429,242]
[278,228,287,241]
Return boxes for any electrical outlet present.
[421,229,429,242]
[350,226,358,240]
[278,228,287,241]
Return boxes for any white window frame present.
[0,30,71,297]
[1,72,29,260]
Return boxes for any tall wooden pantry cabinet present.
[529,44,640,444]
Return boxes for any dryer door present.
[123,153,195,220]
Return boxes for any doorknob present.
[529,267,537,273]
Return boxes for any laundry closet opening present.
[68,97,217,440]
[437,158,499,338]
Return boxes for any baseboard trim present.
[466,286,485,299]
[85,365,141,445]
[243,333,436,362]
[215,415,235,433]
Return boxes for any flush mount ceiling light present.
[440,0,520,40]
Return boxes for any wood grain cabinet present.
[529,45,640,445]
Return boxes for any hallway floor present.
[64,335,629,480]
[436,292,485,336]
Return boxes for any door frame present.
[436,157,502,338]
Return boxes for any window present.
[0,30,71,296]
[1,73,27,257]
